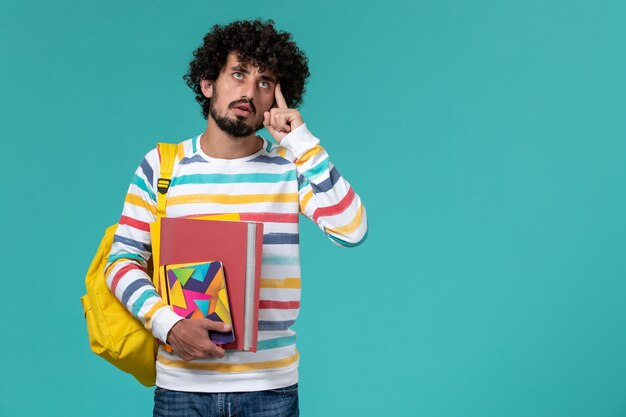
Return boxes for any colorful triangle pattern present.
[195,299,210,316]
[164,261,235,345]
[173,268,194,286]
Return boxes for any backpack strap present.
[155,143,179,218]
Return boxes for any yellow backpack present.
[81,143,178,387]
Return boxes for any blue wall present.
[2,1,626,416]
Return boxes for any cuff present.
[279,123,320,160]
[150,306,184,343]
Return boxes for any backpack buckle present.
[157,178,171,194]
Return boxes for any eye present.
[233,72,244,80]
[259,81,270,89]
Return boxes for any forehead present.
[222,52,276,78]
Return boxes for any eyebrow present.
[231,65,276,84]
[258,74,277,84]
[231,64,249,73]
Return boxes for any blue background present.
[1,0,626,416]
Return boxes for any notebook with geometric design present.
[163,261,235,345]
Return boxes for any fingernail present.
[224,324,231,331]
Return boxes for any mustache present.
[229,98,256,114]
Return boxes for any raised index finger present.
[274,83,288,109]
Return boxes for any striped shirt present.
[105,123,367,392]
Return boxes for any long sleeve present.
[104,148,183,343]
[280,124,368,247]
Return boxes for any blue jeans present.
[153,384,299,417]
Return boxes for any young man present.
[105,19,367,416]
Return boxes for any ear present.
[200,79,214,98]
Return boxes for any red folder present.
[159,217,264,352]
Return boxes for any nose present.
[240,78,257,101]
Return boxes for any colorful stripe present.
[259,320,296,331]
[119,215,150,232]
[300,157,329,180]
[259,300,300,309]
[111,263,141,293]
[179,154,207,165]
[105,257,128,275]
[324,203,364,235]
[312,187,355,222]
[311,166,342,194]
[130,174,156,201]
[297,146,324,164]
[260,278,301,289]
[226,335,297,352]
[297,174,310,191]
[256,335,297,350]
[144,300,169,329]
[181,212,298,223]
[108,252,145,265]
[131,289,160,317]
[139,158,154,185]
[170,171,295,187]
[122,278,153,305]
[249,155,290,165]
[328,229,368,247]
[300,190,313,213]
[263,233,299,245]
[157,351,299,373]
[167,193,298,206]
[125,193,157,215]
[113,235,151,252]
[261,254,299,266]
[239,212,298,223]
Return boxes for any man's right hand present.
[166,319,231,361]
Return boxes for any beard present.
[209,89,264,138]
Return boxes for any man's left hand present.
[263,83,304,143]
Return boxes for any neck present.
[200,117,262,159]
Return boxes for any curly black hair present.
[184,19,310,119]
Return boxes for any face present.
[202,52,277,137]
